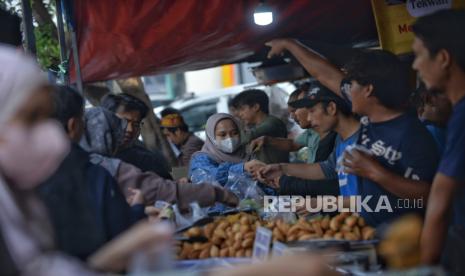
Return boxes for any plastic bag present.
[190,168,218,185]
[223,171,266,215]
[189,169,224,213]
[225,171,264,201]
[173,202,209,229]
[261,196,297,224]
[190,202,207,222]
[173,204,191,229]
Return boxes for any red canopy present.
[71,0,377,82]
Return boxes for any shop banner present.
[371,0,465,55]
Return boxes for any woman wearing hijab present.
[188,113,264,186]
[79,107,238,208]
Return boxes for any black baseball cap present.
[289,82,350,113]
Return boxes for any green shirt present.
[294,129,320,163]
[242,115,289,164]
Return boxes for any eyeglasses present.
[126,119,144,130]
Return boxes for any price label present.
[253,227,272,261]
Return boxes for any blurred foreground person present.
[412,10,465,270]
[39,86,146,260]
[0,46,172,275]
[217,254,338,276]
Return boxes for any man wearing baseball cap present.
[260,82,360,198]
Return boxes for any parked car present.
[154,82,296,140]
[149,94,174,109]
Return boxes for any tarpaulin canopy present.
[71,0,377,83]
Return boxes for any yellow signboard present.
[371,0,465,55]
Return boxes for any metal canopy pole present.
[70,29,83,94]
[56,0,69,84]
[63,0,83,94]
[20,0,36,55]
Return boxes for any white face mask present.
[216,137,240,153]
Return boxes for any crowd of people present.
[0,6,464,275]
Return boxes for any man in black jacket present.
[101,93,173,179]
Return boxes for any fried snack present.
[298,234,320,241]
[362,226,376,240]
[178,212,376,260]
[345,216,358,228]
[235,249,245,258]
[227,213,241,224]
[288,224,302,236]
[232,223,241,233]
[343,232,358,241]
[204,223,216,239]
[340,224,352,233]
[287,234,297,242]
[242,238,254,248]
[323,233,334,240]
[321,216,330,230]
[199,248,210,259]
[210,245,219,258]
[272,227,285,242]
[330,217,342,232]
[188,250,201,259]
[276,220,290,235]
[216,221,229,231]
[240,224,250,234]
[244,232,255,240]
[186,227,202,238]
[220,248,229,257]
[311,221,324,237]
[378,215,422,269]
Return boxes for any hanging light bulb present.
[254,1,273,26]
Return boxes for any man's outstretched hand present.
[258,164,284,183]
[342,148,384,181]
[265,38,293,59]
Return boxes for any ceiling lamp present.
[254,1,273,26]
